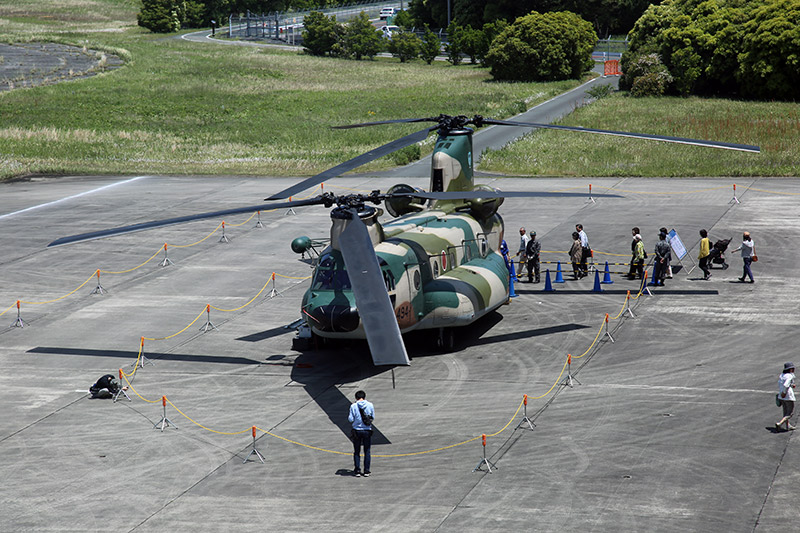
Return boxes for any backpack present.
[358,404,373,426]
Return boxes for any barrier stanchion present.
[244,426,266,464]
[604,313,614,343]
[543,269,555,292]
[509,259,518,283]
[730,183,740,205]
[554,262,565,283]
[286,197,297,216]
[563,354,581,388]
[160,243,174,267]
[11,300,27,328]
[199,304,218,332]
[640,270,653,296]
[132,336,154,368]
[515,394,536,431]
[254,210,264,228]
[624,290,635,318]
[153,395,177,431]
[113,368,131,403]
[218,221,230,243]
[90,269,107,295]
[600,262,614,284]
[267,272,280,298]
[587,183,596,203]
[472,434,497,473]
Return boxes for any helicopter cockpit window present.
[382,268,395,292]
[433,260,440,278]
[311,253,351,291]
[480,238,488,257]
[463,243,472,263]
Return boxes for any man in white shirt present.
[517,227,531,279]
[776,362,796,431]
[576,224,590,277]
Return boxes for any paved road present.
[1,174,798,531]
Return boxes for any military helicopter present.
[50,114,759,367]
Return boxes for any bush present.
[388,32,422,63]
[302,11,340,56]
[624,53,674,97]
[485,11,597,82]
[138,0,180,33]
[340,11,382,60]
[420,27,441,64]
[622,0,800,100]
[391,144,421,165]
[178,1,205,28]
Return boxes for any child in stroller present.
[707,238,731,269]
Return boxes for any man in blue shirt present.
[348,390,375,476]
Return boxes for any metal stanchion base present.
[268,288,281,298]
[200,320,218,332]
[285,207,296,216]
[729,196,740,205]
[563,373,582,388]
[218,234,230,243]
[473,456,497,473]
[516,416,536,431]
[605,331,615,343]
[90,284,107,295]
[11,317,27,328]
[160,257,174,267]
[244,447,266,464]
[131,355,155,368]
[113,389,131,403]
[154,416,177,431]
[254,220,264,228]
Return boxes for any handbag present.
[776,393,782,407]
[752,254,758,262]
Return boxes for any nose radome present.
[308,305,360,332]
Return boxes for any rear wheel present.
[437,328,456,352]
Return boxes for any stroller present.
[707,238,731,269]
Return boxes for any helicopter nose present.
[308,304,360,333]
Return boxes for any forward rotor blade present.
[47,197,324,247]
[482,119,761,153]
[332,117,438,129]
[268,126,436,200]
[398,190,623,200]
[338,210,410,366]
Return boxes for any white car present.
[381,25,400,39]
[379,7,396,20]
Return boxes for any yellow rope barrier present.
[18,272,96,305]
[100,247,163,274]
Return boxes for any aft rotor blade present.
[268,126,437,200]
[399,190,623,200]
[47,197,324,247]
[338,210,410,366]
[482,119,761,153]
[332,117,438,129]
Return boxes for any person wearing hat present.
[517,227,531,279]
[525,230,541,283]
[776,362,796,431]
[653,231,671,286]
[627,233,645,280]
[732,231,756,283]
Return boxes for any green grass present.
[0,28,585,179]
[479,95,800,177]
[1,1,797,180]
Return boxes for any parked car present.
[381,25,400,39]
[379,7,397,20]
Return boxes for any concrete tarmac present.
[1,174,799,532]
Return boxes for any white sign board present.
[668,229,688,260]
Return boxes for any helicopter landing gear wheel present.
[437,327,456,352]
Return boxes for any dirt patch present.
[0,42,123,91]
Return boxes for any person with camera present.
[348,390,375,477]
[89,374,127,399]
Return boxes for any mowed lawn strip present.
[479,94,800,177]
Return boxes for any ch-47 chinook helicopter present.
[49,114,760,367]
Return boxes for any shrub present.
[445,22,464,65]
[340,11,382,60]
[485,11,597,82]
[391,144,421,165]
[138,0,180,33]
[302,11,340,56]
[393,9,414,29]
[420,27,441,64]
[624,53,674,97]
[388,32,423,63]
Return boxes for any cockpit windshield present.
[311,253,351,291]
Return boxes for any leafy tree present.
[388,32,423,63]
[178,1,205,28]
[485,11,597,81]
[340,11,382,60]
[459,25,484,64]
[393,9,414,29]
[138,0,181,33]
[444,22,464,65]
[737,0,800,100]
[420,26,442,64]
[302,11,340,56]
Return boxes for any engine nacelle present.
[291,236,313,254]
[385,183,426,218]
[466,185,504,220]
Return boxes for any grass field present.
[1,1,797,180]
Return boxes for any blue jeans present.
[742,257,754,281]
[352,429,372,472]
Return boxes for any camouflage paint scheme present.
[300,128,511,339]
